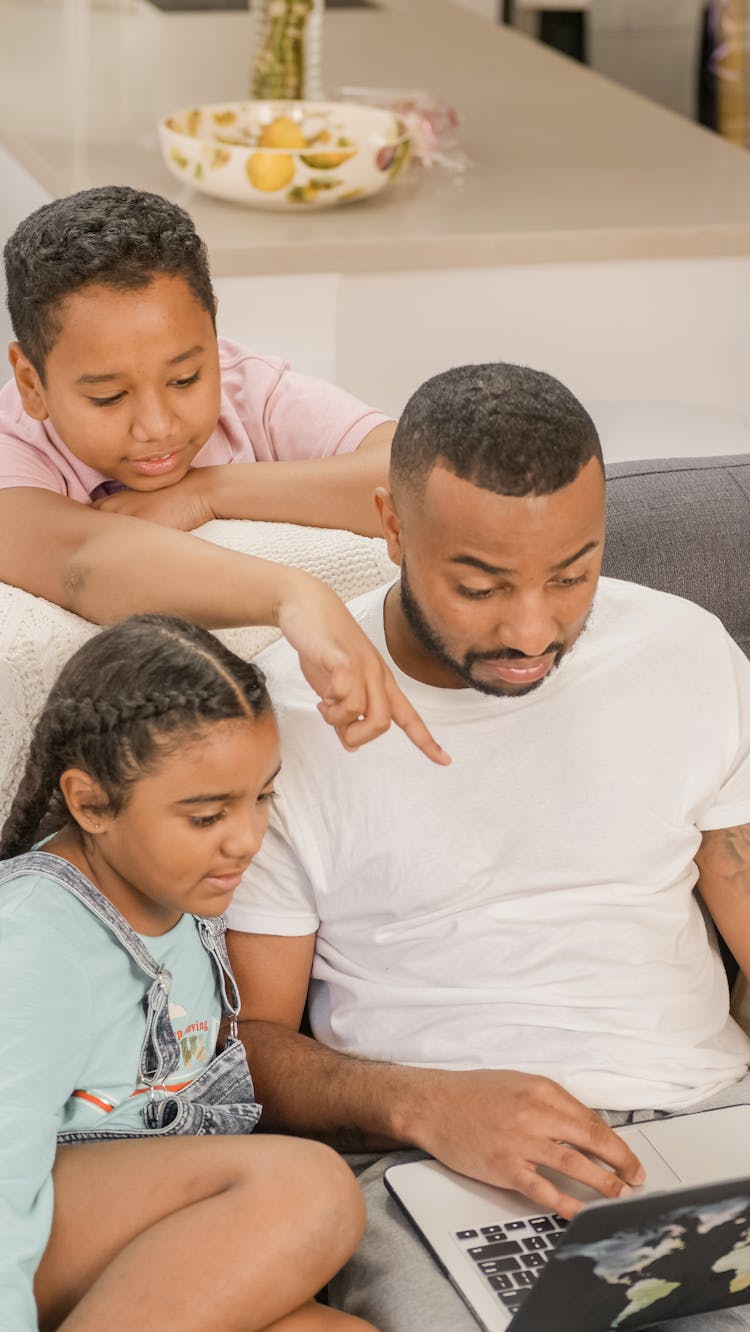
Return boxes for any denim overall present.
[1,851,262,1143]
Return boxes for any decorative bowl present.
[158,100,411,210]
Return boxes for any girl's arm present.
[94,422,394,537]
[0,911,89,1330]
[0,487,447,764]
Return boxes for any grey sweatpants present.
[329,1074,750,1332]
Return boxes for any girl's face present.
[57,714,281,935]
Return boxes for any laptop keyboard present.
[453,1213,568,1315]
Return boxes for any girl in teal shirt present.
[0,614,373,1332]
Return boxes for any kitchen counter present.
[3,0,750,276]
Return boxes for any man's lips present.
[480,655,555,685]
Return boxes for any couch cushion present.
[603,454,750,659]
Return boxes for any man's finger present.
[507,1164,585,1223]
[540,1141,638,1203]
[558,1107,645,1188]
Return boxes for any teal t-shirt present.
[0,860,222,1330]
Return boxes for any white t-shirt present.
[227,578,750,1112]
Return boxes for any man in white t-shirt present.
[226,364,750,1332]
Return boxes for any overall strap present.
[193,913,242,1036]
[1,851,179,1085]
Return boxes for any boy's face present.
[11,273,222,489]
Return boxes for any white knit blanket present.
[0,519,395,826]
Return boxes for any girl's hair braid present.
[0,614,271,860]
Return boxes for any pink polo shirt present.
[0,339,389,503]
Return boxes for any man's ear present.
[374,486,403,567]
[8,343,49,421]
[58,768,113,835]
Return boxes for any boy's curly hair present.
[4,186,216,381]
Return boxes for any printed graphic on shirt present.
[73,996,220,1114]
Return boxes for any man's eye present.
[89,392,125,407]
[457,586,493,600]
[257,789,278,805]
[557,574,589,589]
[172,371,201,389]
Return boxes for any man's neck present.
[383,583,468,690]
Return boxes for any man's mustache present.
[467,643,564,664]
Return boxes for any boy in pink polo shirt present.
[0,186,447,765]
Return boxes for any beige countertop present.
[3,0,750,275]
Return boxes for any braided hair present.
[0,614,271,860]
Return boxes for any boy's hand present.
[275,570,450,765]
[94,471,215,530]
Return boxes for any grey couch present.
[604,455,750,660]
[603,453,750,984]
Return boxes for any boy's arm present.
[94,422,394,537]
[228,930,643,1221]
[0,487,446,762]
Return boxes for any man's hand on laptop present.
[409,1070,645,1220]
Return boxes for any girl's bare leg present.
[35,1135,368,1332]
[267,1302,376,1331]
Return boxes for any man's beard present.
[399,561,569,698]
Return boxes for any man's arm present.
[0,487,446,763]
[229,931,644,1220]
[94,423,394,537]
[695,822,750,977]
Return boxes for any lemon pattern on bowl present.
[258,116,307,149]
[247,151,296,191]
[159,101,410,209]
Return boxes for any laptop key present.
[468,1241,522,1261]
[504,1220,529,1231]
[546,1231,562,1246]
[512,1271,536,1288]
[551,1215,568,1228]
[474,1255,520,1273]
[456,1229,478,1240]
[499,1291,530,1310]
[523,1236,548,1251]
[522,1253,546,1269]
[488,1274,514,1291]
[480,1225,506,1237]
[529,1217,555,1232]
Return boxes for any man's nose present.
[497,594,558,659]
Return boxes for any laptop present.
[384,1105,750,1332]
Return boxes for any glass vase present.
[249,0,325,102]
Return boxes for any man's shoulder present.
[600,575,720,620]
[597,576,735,653]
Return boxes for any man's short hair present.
[4,186,216,381]
[390,363,603,499]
